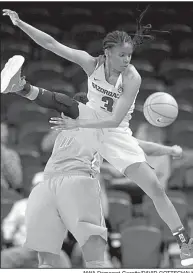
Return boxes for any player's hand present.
[49,113,79,131]
[2,9,20,26]
[170,145,183,159]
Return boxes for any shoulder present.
[94,55,105,70]
[123,64,141,83]
[87,55,105,77]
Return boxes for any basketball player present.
[2,61,108,268]
[3,9,193,266]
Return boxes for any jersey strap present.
[95,55,105,70]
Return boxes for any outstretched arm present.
[138,139,183,159]
[2,9,96,75]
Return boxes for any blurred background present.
[1,1,193,269]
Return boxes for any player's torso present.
[87,62,136,128]
[44,129,101,177]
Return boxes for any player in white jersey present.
[3,9,193,266]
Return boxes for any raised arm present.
[2,9,96,75]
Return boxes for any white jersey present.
[44,129,102,177]
[87,59,138,128]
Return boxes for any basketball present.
[143,92,179,127]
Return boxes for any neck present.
[104,58,119,79]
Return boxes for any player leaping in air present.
[2,8,193,266]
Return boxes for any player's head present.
[103,30,133,72]
[102,6,155,73]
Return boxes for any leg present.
[99,131,187,239]
[24,177,67,267]
[56,176,108,268]
[19,82,80,119]
[38,252,57,268]
[1,55,80,118]
[81,235,107,268]
[124,162,193,266]
[38,251,70,268]
[125,162,183,231]
[99,129,193,266]
[1,246,38,268]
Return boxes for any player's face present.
[109,42,133,72]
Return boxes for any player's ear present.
[104,49,109,58]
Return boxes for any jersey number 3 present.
[101,96,114,112]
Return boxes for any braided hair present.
[102,5,154,52]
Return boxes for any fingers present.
[2,9,13,16]
[50,117,64,121]
[61,112,65,118]
[2,9,12,12]
[50,115,69,121]
[51,126,64,131]
[50,124,70,131]
[49,119,64,125]
[50,117,63,121]
[2,9,10,13]
[50,114,70,124]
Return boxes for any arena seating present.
[131,60,156,78]
[170,79,193,105]
[59,8,93,30]
[19,7,51,24]
[179,39,193,58]
[169,121,193,148]
[121,225,162,268]
[158,59,193,83]
[7,100,49,126]
[102,8,135,31]
[108,194,133,232]
[134,41,172,68]
[25,61,64,83]
[86,39,103,56]
[136,77,167,103]
[1,40,32,62]
[1,23,17,39]
[71,24,106,48]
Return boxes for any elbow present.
[43,35,55,50]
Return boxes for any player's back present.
[44,129,101,177]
